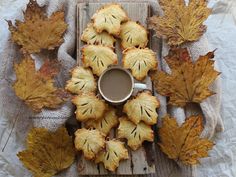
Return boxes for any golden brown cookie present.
[92,4,128,35]
[82,45,118,76]
[123,91,160,125]
[85,107,118,136]
[72,93,108,122]
[120,21,148,49]
[95,139,129,171]
[65,66,96,94]
[117,117,154,150]
[74,128,105,160]
[81,23,116,47]
[123,48,157,80]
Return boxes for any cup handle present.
[134,83,147,90]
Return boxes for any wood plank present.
[77,2,156,175]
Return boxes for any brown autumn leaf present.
[149,0,211,45]
[150,48,220,107]
[13,55,67,112]
[17,127,75,177]
[158,115,214,165]
[8,0,67,54]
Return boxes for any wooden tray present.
[76,2,157,175]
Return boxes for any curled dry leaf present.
[65,66,97,94]
[120,21,148,49]
[95,139,129,171]
[17,127,75,177]
[117,117,154,150]
[82,45,118,76]
[8,0,67,54]
[72,93,108,122]
[81,23,116,47]
[123,91,160,125]
[149,0,211,45]
[13,55,67,112]
[150,48,220,107]
[92,3,128,35]
[85,107,118,136]
[159,115,214,165]
[74,128,105,160]
[123,48,157,80]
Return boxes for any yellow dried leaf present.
[13,55,67,112]
[17,127,75,177]
[117,117,154,150]
[74,128,105,160]
[149,0,211,45]
[95,139,129,171]
[8,0,67,53]
[159,115,214,165]
[123,91,160,125]
[150,48,220,107]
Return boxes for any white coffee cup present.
[98,66,147,105]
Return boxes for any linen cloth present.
[0,0,235,177]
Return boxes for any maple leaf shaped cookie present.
[74,128,105,160]
[149,0,211,45]
[81,23,116,47]
[159,115,214,165]
[85,107,118,136]
[72,93,108,121]
[120,21,148,49]
[123,48,157,80]
[65,66,96,94]
[8,0,67,53]
[95,139,129,171]
[17,127,75,177]
[82,45,118,76]
[13,55,67,112]
[117,117,154,150]
[92,4,128,35]
[150,48,220,107]
[123,91,160,125]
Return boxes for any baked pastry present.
[74,128,105,160]
[92,4,128,35]
[123,48,157,80]
[85,107,118,136]
[120,21,148,49]
[123,91,160,125]
[117,117,154,150]
[81,23,116,47]
[65,66,96,94]
[72,93,108,122]
[82,45,118,76]
[95,139,129,171]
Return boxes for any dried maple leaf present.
[17,127,75,177]
[85,107,118,136]
[13,55,67,112]
[123,91,160,125]
[159,115,214,165]
[149,0,211,45]
[74,128,105,160]
[150,48,220,107]
[95,139,129,171]
[117,117,154,150]
[8,0,67,53]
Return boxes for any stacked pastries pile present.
[66,4,160,172]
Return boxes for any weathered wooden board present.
[76,2,156,175]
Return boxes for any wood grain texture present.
[77,2,156,175]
